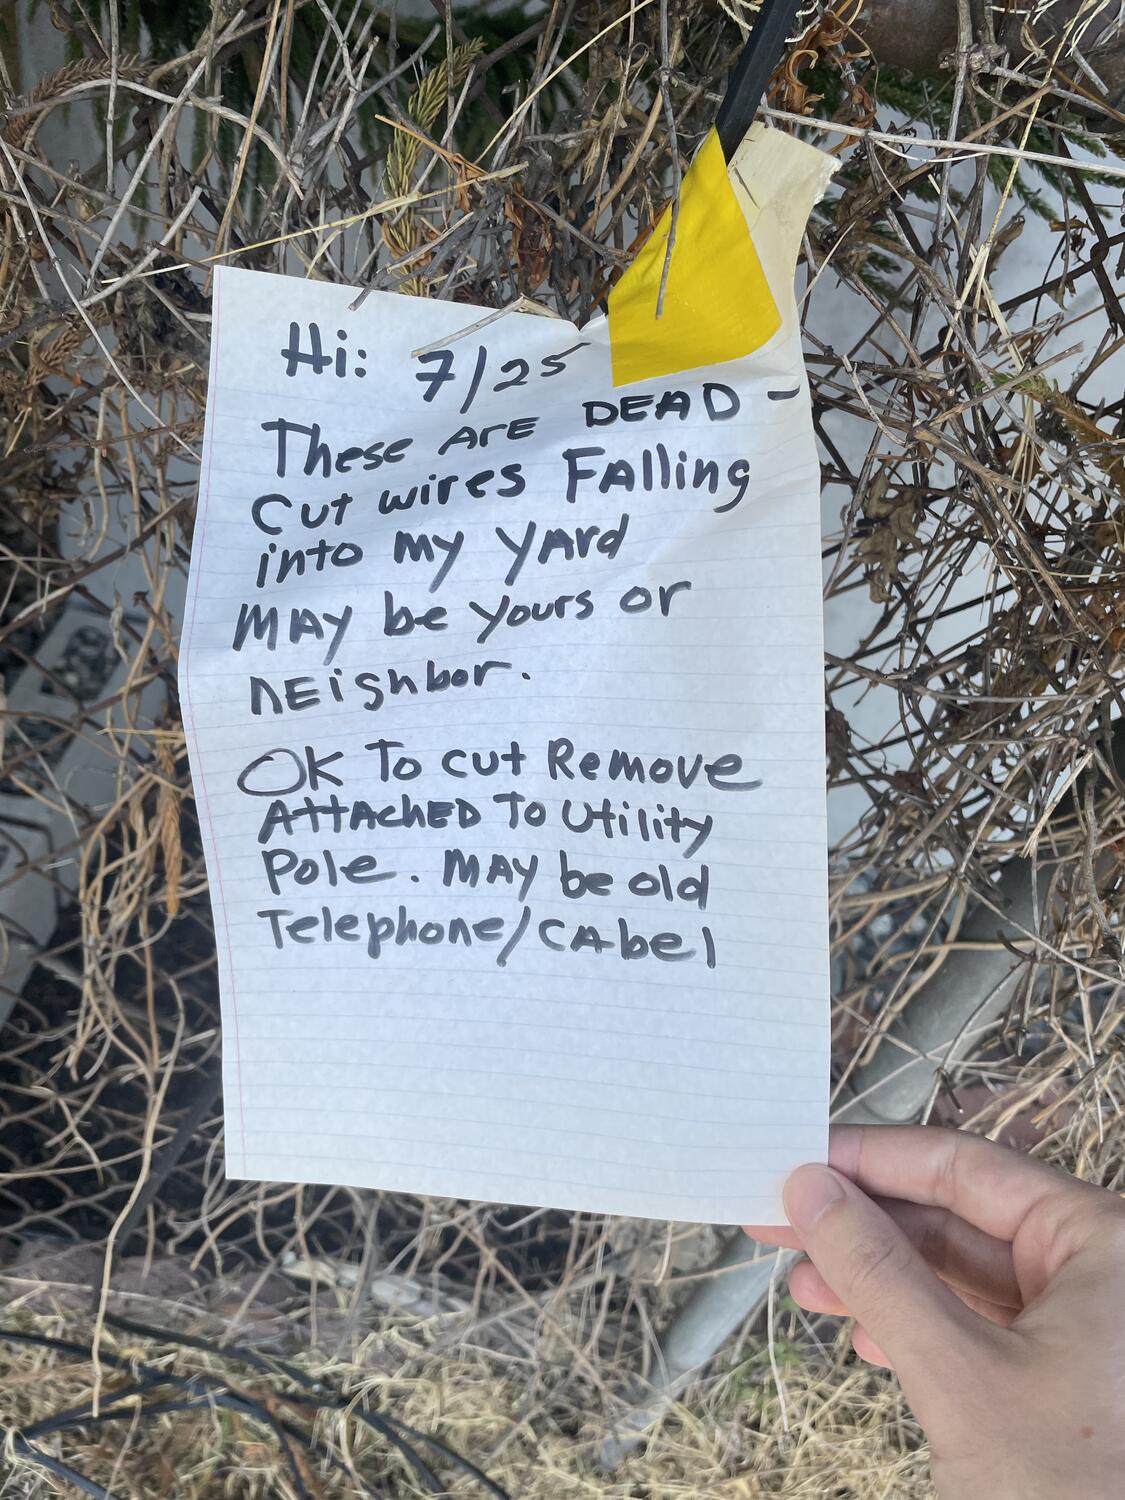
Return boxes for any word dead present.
[179,255,834,1220]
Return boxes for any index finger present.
[828,1124,1105,1243]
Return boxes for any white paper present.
[180,252,830,1225]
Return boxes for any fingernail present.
[783,1164,846,1231]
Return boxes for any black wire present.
[56,1400,319,1500]
[268,1415,317,1500]
[0,1330,369,1494]
[98,1315,443,1492]
[103,1311,512,1498]
[10,1436,123,1500]
[21,1381,160,1440]
[1,1323,512,1499]
[385,1418,513,1500]
[345,1406,445,1495]
[715,0,807,160]
[104,1310,313,1388]
[22,1394,317,1500]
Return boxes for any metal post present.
[599,856,1036,1467]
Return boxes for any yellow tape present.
[607,127,780,388]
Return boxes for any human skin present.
[745,1125,1125,1500]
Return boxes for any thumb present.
[784,1164,984,1377]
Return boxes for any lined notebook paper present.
[181,222,830,1223]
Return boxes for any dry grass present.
[0,1301,932,1499]
[1,0,1124,1494]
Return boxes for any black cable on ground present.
[1,1324,512,1499]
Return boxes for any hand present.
[745,1125,1125,1500]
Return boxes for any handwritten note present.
[180,143,831,1223]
